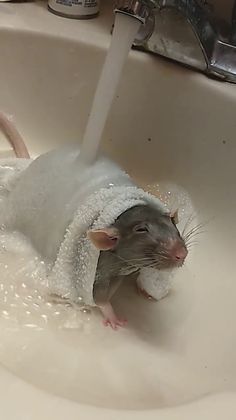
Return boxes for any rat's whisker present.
[186,239,199,247]
[184,230,205,243]
[181,213,198,236]
[184,218,210,239]
[183,223,205,241]
[114,254,157,267]
[185,232,204,242]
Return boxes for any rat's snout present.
[174,245,188,262]
[168,239,188,266]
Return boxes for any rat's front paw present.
[99,302,127,330]
[103,317,127,330]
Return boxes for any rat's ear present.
[87,228,120,251]
[171,209,179,225]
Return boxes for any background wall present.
[201,0,233,22]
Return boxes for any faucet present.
[114,0,236,83]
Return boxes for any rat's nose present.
[174,246,188,261]
[170,240,188,265]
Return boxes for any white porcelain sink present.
[0,1,236,419]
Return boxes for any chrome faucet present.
[114,0,236,83]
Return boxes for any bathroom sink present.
[0,1,236,419]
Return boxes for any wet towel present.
[0,146,172,305]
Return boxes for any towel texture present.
[0,146,173,305]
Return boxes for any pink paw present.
[103,317,127,330]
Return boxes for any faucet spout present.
[114,0,155,24]
[114,0,158,43]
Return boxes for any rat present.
[0,112,30,158]
[0,113,188,330]
[88,204,188,329]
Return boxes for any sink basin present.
[0,1,236,419]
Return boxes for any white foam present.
[0,231,90,331]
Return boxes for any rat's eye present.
[134,224,149,233]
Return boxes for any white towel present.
[0,146,173,305]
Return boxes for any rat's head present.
[88,204,188,270]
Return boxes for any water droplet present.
[25,323,37,328]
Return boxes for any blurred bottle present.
[48,0,100,19]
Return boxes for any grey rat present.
[0,114,188,329]
[88,204,187,329]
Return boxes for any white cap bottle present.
[48,0,100,19]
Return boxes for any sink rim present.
[1,364,236,420]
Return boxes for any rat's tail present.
[0,112,30,158]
